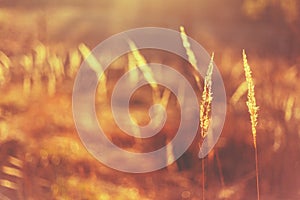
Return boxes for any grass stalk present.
[68,49,81,78]
[78,43,107,99]
[199,53,215,200]
[200,53,214,138]
[180,26,202,90]
[127,53,139,85]
[202,157,205,200]
[242,50,260,200]
[215,150,225,187]
[20,55,33,96]
[128,40,160,103]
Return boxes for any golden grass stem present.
[198,53,214,200]
[0,51,11,69]
[0,179,18,190]
[230,81,248,105]
[254,142,260,200]
[78,43,107,99]
[215,150,225,187]
[20,55,33,96]
[180,26,197,69]
[68,49,81,78]
[48,53,65,81]
[200,53,214,138]
[34,42,47,69]
[160,87,171,108]
[128,40,160,103]
[0,66,5,86]
[284,95,294,122]
[180,26,202,90]
[202,157,205,200]
[242,50,258,148]
[127,53,139,85]
[242,50,260,200]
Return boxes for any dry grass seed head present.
[200,53,214,138]
[242,50,259,148]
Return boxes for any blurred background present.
[0,0,299,199]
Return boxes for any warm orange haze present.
[0,0,300,199]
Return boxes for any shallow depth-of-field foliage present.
[0,0,300,199]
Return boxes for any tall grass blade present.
[242,50,260,200]
[180,26,202,90]
[128,40,160,103]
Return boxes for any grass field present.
[0,0,300,199]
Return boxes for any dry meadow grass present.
[0,1,300,199]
